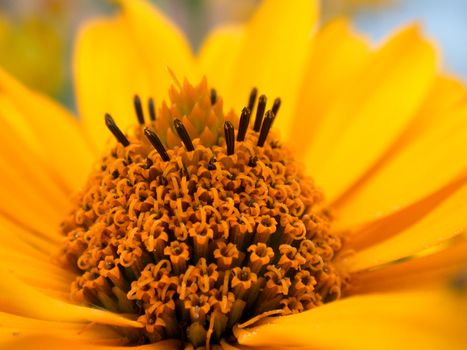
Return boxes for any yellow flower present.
[0,0,466,349]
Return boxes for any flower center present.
[60,78,346,347]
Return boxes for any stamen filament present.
[224,121,235,155]
[210,88,217,105]
[237,107,251,142]
[253,95,267,132]
[148,97,157,121]
[247,87,258,114]
[174,119,195,151]
[104,113,130,146]
[133,95,145,124]
[144,128,170,162]
[257,111,275,147]
[272,97,281,116]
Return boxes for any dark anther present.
[159,175,168,186]
[248,87,258,114]
[148,98,156,121]
[257,110,275,147]
[237,107,251,142]
[133,95,145,124]
[144,128,170,162]
[253,94,267,132]
[179,163,189,178]
[174,119,195,151]
[144,157,154,169]
[271,140,281,149]
[248,155,258,167]
[207,157,217,170]
[210,88,217,105]
[224,121,235,156]
[272,97,281,116]
[104,114,130,146]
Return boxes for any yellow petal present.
[119,0,195,83]
[0,96,70,205]
[0,221,68,296]
[0,251,61,287]
[74,16,152,153]
[336,101,467,229]
[0,248,73,295]
[345,176,467,253]
[0,335,180,350]
[0,158,63,236]
[289,19,370,157]
[225,0,319,135]
[197,25,244,100]
[400,75,467,142]
[75,0,195,153]
[0,67,94,190]
[346,182,467,272]
[0,110,71,236]
[0,313,123,346]
[0,267,141,328]
[0,215,59,259]
[236,290,467,350]
[351,236,467,294]
[307,25,436,201]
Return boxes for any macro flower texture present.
[0,0,466,349]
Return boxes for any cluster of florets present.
[61,79,344,346]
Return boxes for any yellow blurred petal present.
[0,215,59,259]
[0,67,94,190]
[0,313,124,346]
[0,335,180,350]
[197,25,244,99]
[0,258,69,296]
[344,176,465,252]
[0,94,41,152]
[0,168,62,238]
[76,0,195,153]
[400,75,467,142]
[0,105,71,236]
[351,236,467,294]
[225,0,319,135]
[236,290,467,350]
[74,17,152,153]
[336,101,467,228]
[307,25,436,201]
[0,267,142,328]
[119,0,195,82]
[289,19,370,157]
[0,248,73,295]
[0,95,70,206]
[346,182,467,271]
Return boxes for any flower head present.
[62,77,346,345]
[0,0,466,349]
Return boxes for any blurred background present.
[0,0,466,108]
